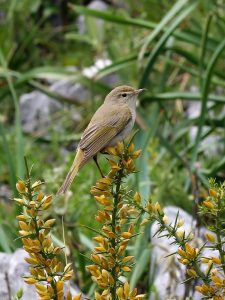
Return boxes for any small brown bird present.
[57,85,144,194]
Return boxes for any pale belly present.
[107,118,135,146]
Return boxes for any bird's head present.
[105,85,145,107]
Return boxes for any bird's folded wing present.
[79,106,131,164]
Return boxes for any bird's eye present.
[121,93,127,97]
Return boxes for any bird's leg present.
[93,155,105,178]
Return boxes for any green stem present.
[215,197,225,275]
[140,205,209,283]
[110,167,124,300]
[24,158,58,299]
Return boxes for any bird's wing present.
[79,105,131,165]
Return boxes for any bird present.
[57,85,144,194]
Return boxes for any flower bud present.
[203,201,214,209]
[212,257,221,264]
[134,192,141,203]
[209,189,218,198]
[32,180,42,191]
[155,202,162,214]
[24,277,37,284]
[176,228,184,238]
[205,233,216,243]
[116,142,124,155]
[162,215,169,224]
[16,180,26,193]
[140,218,149,226]
[187,269,197,278]
[177,219,184,227]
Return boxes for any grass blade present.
[69,4,156,29]
[192,39,225,165]
[139,0,188,60]
[130,248,151,289]
[139,1,198,88]
[199,14,213,88]
[0,49,24,179]
[0,123,17,195]
[142,92,225,104]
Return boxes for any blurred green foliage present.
[1,0,225,297]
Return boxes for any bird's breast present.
[107,109,136,146]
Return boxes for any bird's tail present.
[57,148,84,194]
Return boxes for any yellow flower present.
[72,293,82,300]
[95,195,111,206]
[132,150,142,159]
[121,232,132,239]
[122,266,132,272]
[212,257,221,264]
[187,269,197,278]
[116,142,124,155]
[24,277,37,284]
[134,192,141,203]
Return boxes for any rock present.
[20,91,62,134]
[0,184,11,201]
[19,80,84,135]
[150,206,217,300]
[0,249,80,300]
[50,79,89,104]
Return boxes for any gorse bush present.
[14,143,225,299]
[87,141,144,300]
[14,160,81,300]
[138,182,225,299]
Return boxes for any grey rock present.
[0,274,10,300]
[0,249,80,300]
[50,80,89,104]
[150,206,217,300]
[0,184,11,201]
[20,90,62,134]
[19,80,84,135]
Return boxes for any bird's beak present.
[133,88,147,95]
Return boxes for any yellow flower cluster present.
[194,185,225,299]
[196,267,225,299]
[15,176,81,300]
[177,244,199,265]
[88,142,145,300]
[137,180,225,299]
